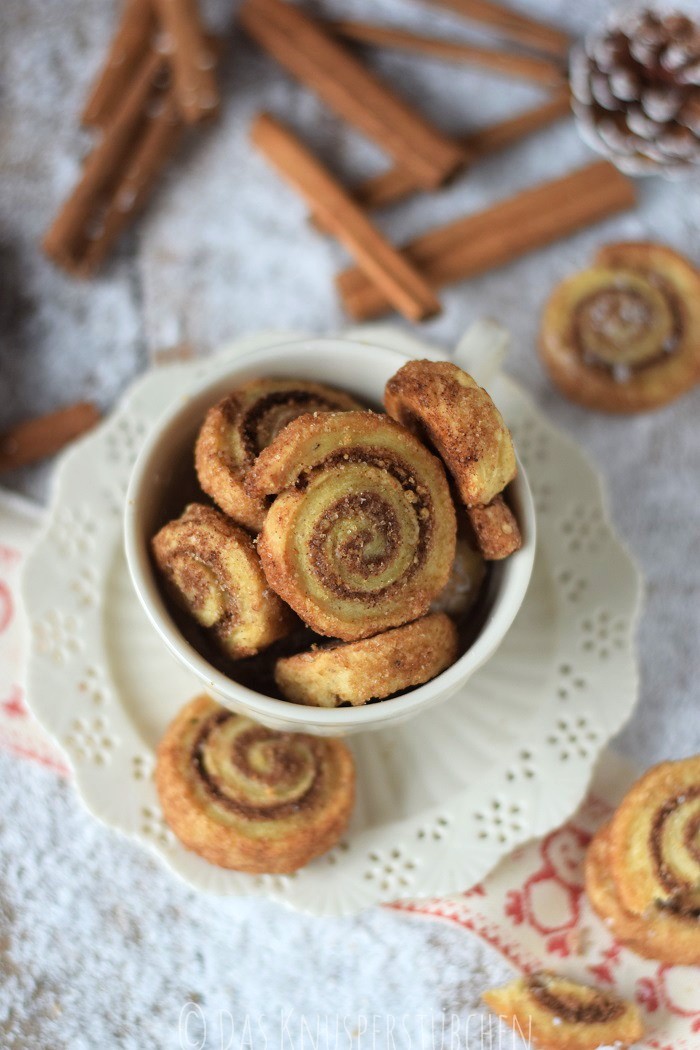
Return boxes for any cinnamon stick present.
[82,0,156,129]
[251,113,441,323]
[43,48,166,272]
[424,0,570,59]
[336,160,636,321]
[348,89,572,212]
[45,31,222,275]
[0,404,100,472]
[456,87,571,157]
[76,93,184,275]
[330,20,565,87]
[151,0,219,123]
[240,0,465,190]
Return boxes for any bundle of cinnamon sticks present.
[43,0,220,276]
[45,0,637,324]
[242,0,636,323]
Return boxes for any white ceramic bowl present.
[124,338,535,735]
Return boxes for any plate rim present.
[20,326,643,915]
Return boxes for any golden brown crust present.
[275,613,458,707]
[252,412,457,641]
[585,825,700,966]
[383,359,517,507]
[608,754,700,916]
[539,242,700,414]
[467,495,522,560]
[156,695,355,873]
[482,970,643,1050]
[151,503,295,660]
[195,378,363,531]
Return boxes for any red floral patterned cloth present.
[0,491,67,774]
[393,775,700,1049]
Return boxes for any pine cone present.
[570,6,700,178]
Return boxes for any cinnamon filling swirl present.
[573,272,682,378]
[526,973,625,1025]
[650,785,700,894]
[156,695,356,873]
[482,969,643,1049]
[252,411,455,641]
[540,242,700,413]
[586,803,700,966]
[607,754,700,920]
[152,503,294,660]
[191,711,325,820]
[309,492,403,594]
[237,389,356,461]
[195,379,363,531]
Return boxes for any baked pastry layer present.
[251,411,457,641]
[586,824,700,966]
[275,612,458,707]
[608,753,700,916]
[156,695,355,872]
[482,970,643,1050]
[152,503,294,659]
[540,242,700,413]
[195,378,363,531]
[384,359,517,507]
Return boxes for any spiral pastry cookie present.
[585,825,700,966]
[608,754,700,916]
[195,379,363,531]
[384,361,520,560]
[540,242,700,413]
[482,971,643,1050]
[152,504,294,660]
[384,360,517,508]
[275,613,458,707]
[248,411,457,641]
[156,695,355,872]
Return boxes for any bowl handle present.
[454,319,510,391]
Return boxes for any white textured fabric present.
[1,0,699,1044]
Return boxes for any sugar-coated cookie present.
[275,613,457,707]
[156,695,355,873]
[384,359,517,507]
[540,242,700,413]
[152,503,295,659]
[482,970,643,1050]
[195,378,362,531]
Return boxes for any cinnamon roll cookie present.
[482,971,643,1050]
[152,504,294,660]
[585,824,700,966]
[384,360,516,507]
[540,242,700,413]
[384,360,521,560]
[275,613,458,707]
[607,754,700,917]
[247,411,457,641]
[195,378,363,531]
[156,695,355,872]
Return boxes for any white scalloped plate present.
[22,327,642,916]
